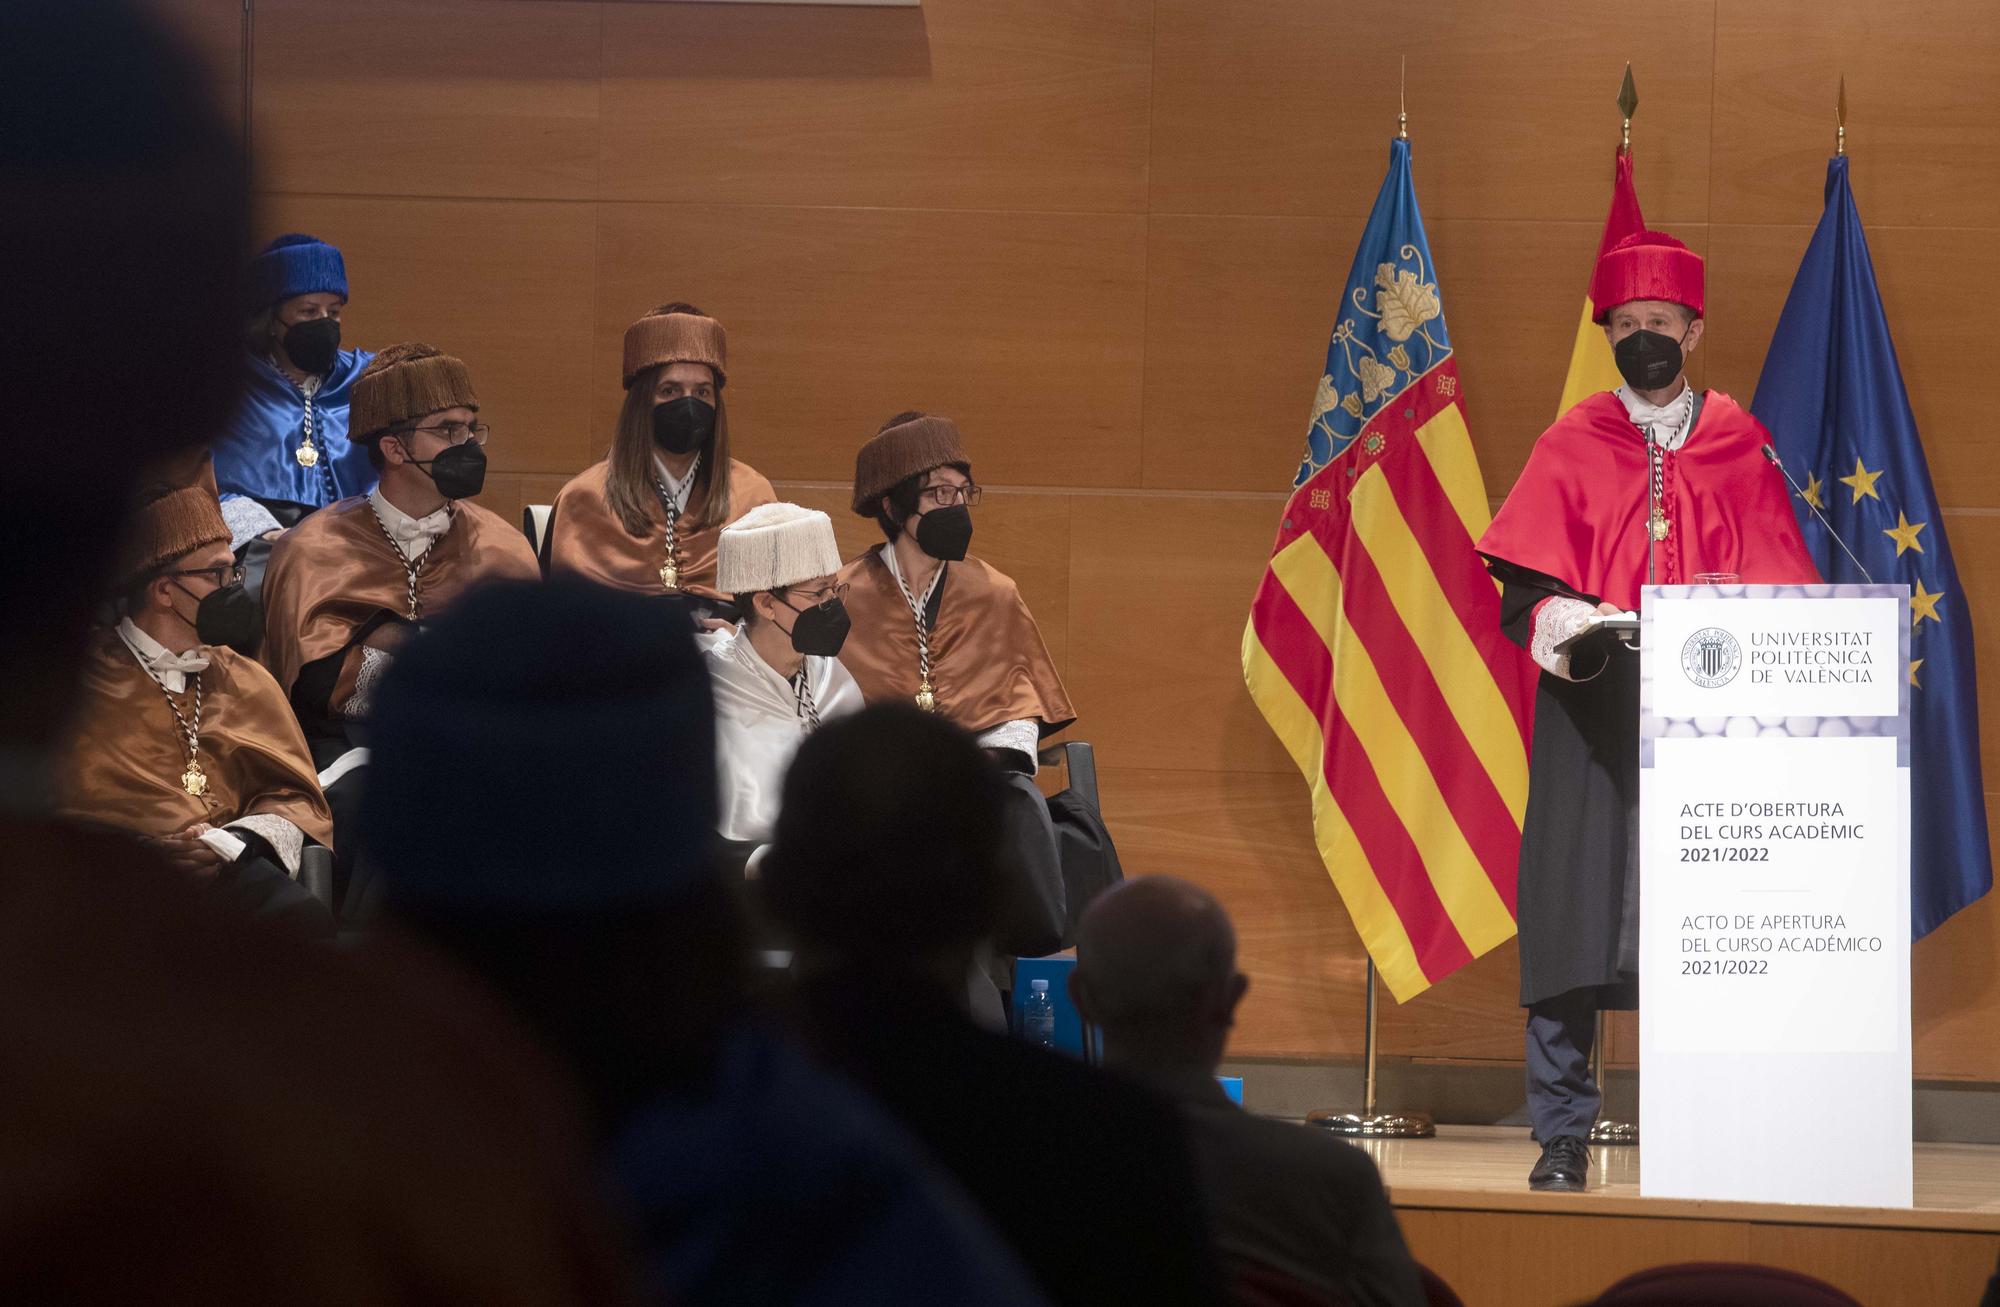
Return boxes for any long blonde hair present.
[604,359,733,537]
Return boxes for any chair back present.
[1595,1261,1862,1306]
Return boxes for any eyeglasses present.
[165,563,246,588]
[918,482,981,509]
[404,420,491,447]
[782,581,850,608]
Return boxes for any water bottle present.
[1022,977,1056,1049]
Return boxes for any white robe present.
[707,629,864,844]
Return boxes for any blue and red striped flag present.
[1242,139,1538,1001]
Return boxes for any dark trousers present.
[1526,987,1600,1142]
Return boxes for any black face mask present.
[180,582,263,654]
[652,396,717,456]
[281,316,341,375]
[782,596,852,658]
[406,440,487,500]
[1613,327,1688,392]
[913,504,973,562]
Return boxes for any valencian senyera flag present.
[1751,154,1992,936]
[1558,149,1645,416]
[1242,138,1538,1002]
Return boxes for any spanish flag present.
[1557,150,1646,416]
[1243,139,1537,1002]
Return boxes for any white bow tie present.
[1627,389,1691,432]
[385,511,451,543]
[145,647,210,693]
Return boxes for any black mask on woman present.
[1612,327,1688,392]
[281,316,341,375]
[913,504,973,561]
[652,396,717,456]
[783,596,852,658]
[184,582,264,654]
[406,440,488,500]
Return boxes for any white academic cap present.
[716,502,842,594]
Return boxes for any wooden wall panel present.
[1065,492,1293,775]
[221,0,2000,1080]
[598,0,1152,213]
[253,197,600,478]
[1712,0,2000,229]
[592,203,1148,487]
[1150,0,1716,224]
[252,0,601,200]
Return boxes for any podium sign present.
[1640,583,1911,1208]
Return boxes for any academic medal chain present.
[893,565,940,713]
[792,668,822,732]
[157,674,208,797]
[295,388,319,468]
[1642,398,1692,585]
[653,453,702,593]
[366,502,441,619]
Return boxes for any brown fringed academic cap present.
[621,308,728,389]
[118,484,229,587]
[850,414,970,516]
[349,342,479,442]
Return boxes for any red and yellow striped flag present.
[1242,140,1538,1002]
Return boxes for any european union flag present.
[1752,155,1992,937]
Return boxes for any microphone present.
[1762,445,1874,583]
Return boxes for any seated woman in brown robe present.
[547,303,775,622]
[50,484,331,930]
[838,412,1077,972]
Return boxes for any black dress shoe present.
[1529,1134,1590,1191]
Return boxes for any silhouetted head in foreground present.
[364,579,747,1133]
[762,704,1007,997]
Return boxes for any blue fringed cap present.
[245,233,348,311]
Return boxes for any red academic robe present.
[1478,389,1819,610]
[1477,390,1820,1007]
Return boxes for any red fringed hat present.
[1590,229,1705,323]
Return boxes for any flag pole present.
[1587,61,1644,1149]
[1307,958,1436,1138]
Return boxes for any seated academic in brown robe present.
[840,412,1077,962]
[258,343,538,918]
[50,484,332,929]
[260,342,540,759]
[547,303,775,619]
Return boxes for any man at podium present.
[1476,229,1820,1191]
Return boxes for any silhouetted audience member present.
[362,580,1049,1307]
[1073,876,1426,1307]
[763,704,1227,1307]
[0,6,637,1301]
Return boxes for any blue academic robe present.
[214,349,376,511]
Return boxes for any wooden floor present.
[1351,1127,2000,1306]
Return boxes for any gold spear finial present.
[1617,63,1639,156]
[1837,75,1848,157]
[1398,55,1408,141]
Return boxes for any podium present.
[1639,583,1912,1208]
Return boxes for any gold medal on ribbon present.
[659,559,680,592]
[295,441,319,468]
[915,681,937,713]
[1649,509,1671,542]
[181,760,208,797]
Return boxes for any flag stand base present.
[1304,959,1437,1140]
[1589,1010,1638,1145]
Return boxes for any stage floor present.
[1353,1127,2000,1306]
[1359,1124,2000,1231]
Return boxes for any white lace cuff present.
[340,646,395,720]
[220,494,283,551]
[976,718,1042,770]
[1529,596,1606,682]
[225,813,306,877]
